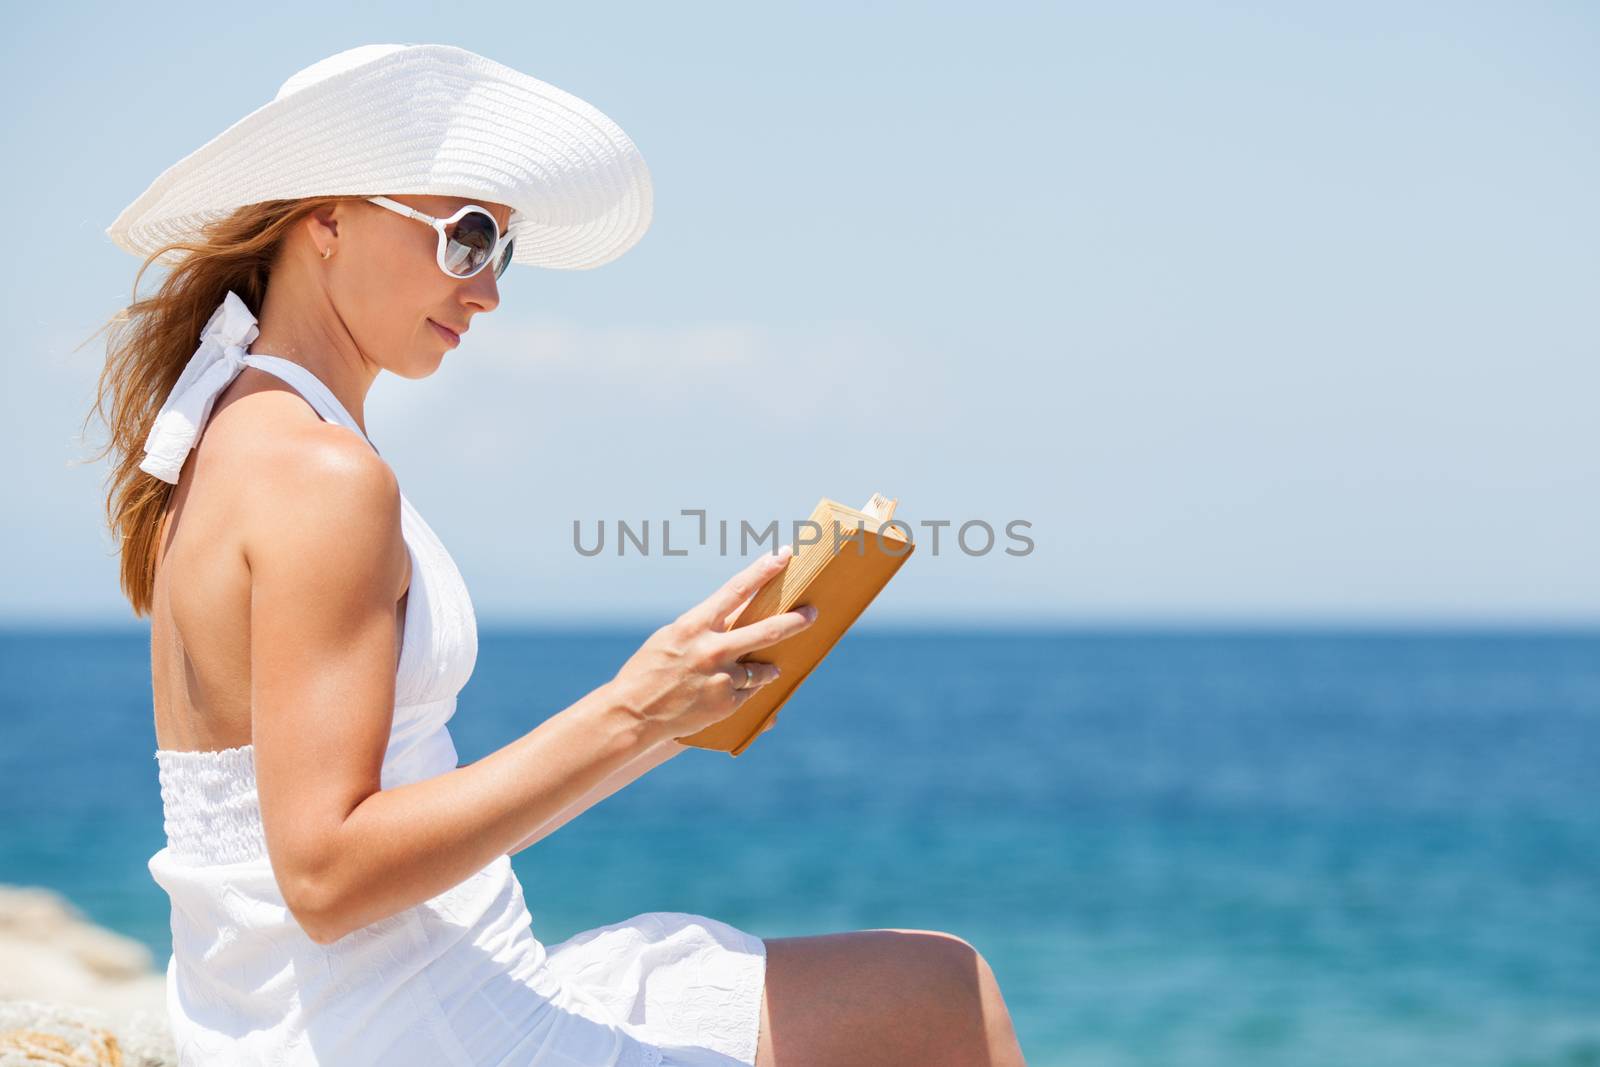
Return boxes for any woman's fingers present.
[692,546,794,634]
[723,658,782,692]
[712,602,818,659]
[726,546,795,629]
[721,584,761,632]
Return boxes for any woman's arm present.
[245,437,664,946]
[505,732,690,857]
[505,638,796,856]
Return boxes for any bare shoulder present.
[250,431,401,577]
[201,377,406,599]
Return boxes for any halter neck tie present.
[138,290,260,484]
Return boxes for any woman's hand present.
[610,545,818,744]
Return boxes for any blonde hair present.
[78,196,358,617]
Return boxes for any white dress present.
[146,294,767,1067]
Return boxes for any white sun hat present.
[105,43,653,271]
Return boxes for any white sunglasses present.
[366,195,516,280]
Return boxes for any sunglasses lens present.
[443,211,499,277]
[493,236,515,280]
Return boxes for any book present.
[675,492,916,756]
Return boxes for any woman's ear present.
[303,204,341,251]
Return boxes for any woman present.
[91,43,1026,1066]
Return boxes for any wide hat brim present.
[106,43,653,271]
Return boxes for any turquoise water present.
[3,626,1597,1065]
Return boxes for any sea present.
[2,626,1596,1067]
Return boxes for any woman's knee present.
[877,928,990,987]
[923,933,1024,1064]
[758,928,996,1067]
[881,930,1020,1049]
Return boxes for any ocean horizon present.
[3,624,1597,1066]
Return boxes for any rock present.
[0,886,174,1064]
[0,998,175,1066]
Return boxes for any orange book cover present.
[675,493,915,756]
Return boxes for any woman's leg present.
[753,928,1026,1067]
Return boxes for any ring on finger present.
[737,662,754,689]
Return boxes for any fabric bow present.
[138,290,260,484]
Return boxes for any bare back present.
[149,367,411,755]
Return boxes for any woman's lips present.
[428,319,460,347]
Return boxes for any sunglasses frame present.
[365,195,516,280]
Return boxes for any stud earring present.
[321,247,333,260]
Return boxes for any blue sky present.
[2,1,1595,626]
